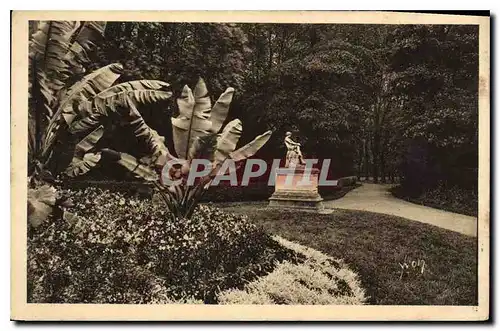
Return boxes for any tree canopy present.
[87,22,478,190]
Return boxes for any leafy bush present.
[337,176,358,187]
[391,184,478,217]
[202,182,274,202]
[28,187,301,303]
[62,180,154,197]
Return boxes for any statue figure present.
[284,131,305,167]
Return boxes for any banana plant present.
[105,78,272,219]
[27,20,172,227]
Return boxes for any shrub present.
[62,180,154,198]
[391,184,478,216]
[202,182,274,203]
[27,187,300,303]
[337,176,358,188]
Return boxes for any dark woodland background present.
[36,22,479,202]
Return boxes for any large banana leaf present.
[74,125,104,156]
[214,119,243,164]
[67,111,103,135]
[96,80,170,98]
[171,79,212,159]
[29,21,49,62]
[93,80,172,114]
[230,130,273,162]
[28,112,37,158]
[209,87,234,133]
[29,21,78,63]
[101,148,159,182]
[64,126,104,177]
[30,21,78,150]
[95,90,173,114]
[30,20,109,163]
[64,152,101,177]
[59,63,123,126]
[124,98,170,167]
[32,21,80,108]
[63,21,107,74]
[69,80,172,135]
[27,184,57,228]
[193,78,212,114]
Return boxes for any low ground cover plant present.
[218,236,366,304]
[28,187,301,303]
[28,187,366,304]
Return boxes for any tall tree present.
[387,25,479,191]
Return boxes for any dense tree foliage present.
[89,22,478,192]
[387,25,479,192]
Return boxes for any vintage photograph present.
[12,11,489,321]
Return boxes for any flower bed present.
[28,187,365,304]
[218,236,366,304]
[28,187,302,303]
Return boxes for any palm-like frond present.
[32,21,81,108]
[214,119,243,164]
[102,148,158,182]
[68,80,172,135]
[122,98,171,167]
[60,63,123,125]
[95,89,173,114]
[209,87,234,133]
[230,130,273,162]
[95,80,170,98]
[41,63,123,160]
[64,152,101,177]
[64,126,104,177]
[171,79,212,159]
[29,20,108,166]
[63,21,107,74]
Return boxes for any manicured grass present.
[216,204,477,305]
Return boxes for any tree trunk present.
[380,151,386,184]
[372,133,380,184]
[267,29,274,71]
[364,138,370,180]
[357,142,363,180]
[380,138,386,184]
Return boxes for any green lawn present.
[216,204,477,305]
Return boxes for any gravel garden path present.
[324,183,478,237]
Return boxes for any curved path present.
[324,183,477,237]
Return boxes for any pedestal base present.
[268,167,326,212]
[269,190,324,211]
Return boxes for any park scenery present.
[26,21,478,305]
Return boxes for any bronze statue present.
[284,132,305,167]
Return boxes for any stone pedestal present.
[269,167,324,212]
